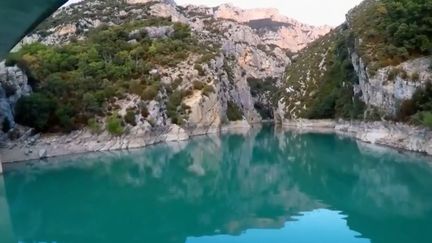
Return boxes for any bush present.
[411,72,420,81]
[227,101,243,121]
[87,118,102,134]
[202,85,215,96]
[397,99,417,121]
[106,115,124,136]
[141,106,149,118]
[5,52,20,67]
[351,0,432,67]
[15,93,56,131]
[397,83,432,125]
[193,81,205,90]
[141,85,159,101]
[55,106,74,132]
[387,68,399,81]
[194,64,206,76]
[166,90,185,125]
[413,112,432,128]
[124,110,137,126]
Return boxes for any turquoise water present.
[1,125,432,243]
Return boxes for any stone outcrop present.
[351,54,432,117]
[280,119,432,156]
[336,121,432,155]
[212,4,331,51]
[0,62,31,132]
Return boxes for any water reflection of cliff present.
[2,125,432,243]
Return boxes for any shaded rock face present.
[0,62,31,132]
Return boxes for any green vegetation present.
[247,77,277,99]
[194,64,206,76]
[193,81,205,90]
[15,93,56,131]
[106,115,124,136]
[166,90,191,125]
[202,84,215,97]
[247,77,277,119]
[125,110,137,126]
[10,19,214,132]
[398,82,432,128]
[87,118,102,134]
[227,101,243,121]
[350,0,432,69]
[281,27,365,120]
[414,112,432,128]
[306,34,365,120]
[192,80,215,96]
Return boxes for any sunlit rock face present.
[351,53,432,117]
[7,0,310,132]
[213,4,331,51]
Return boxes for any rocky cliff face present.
[278,0,432,123]
[0,62,31,133]
[351,54,431,117]
[212,4,331,51]
[1,0,330,139]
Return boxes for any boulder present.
[166,124,189,142]
[38,149,48,159]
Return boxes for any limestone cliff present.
[212,4,331,51]
[278,0,432,124]
[0,0,329,143]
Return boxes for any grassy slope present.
[279,26,364,119]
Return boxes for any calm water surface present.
[1,126,432,243]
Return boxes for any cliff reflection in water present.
[2,125,432,243]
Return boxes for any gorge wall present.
[1,0,432,162]
[0,0,329,157]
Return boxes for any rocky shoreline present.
[1,119,432,165]
[0,121,253,164]
[282,119,432,156]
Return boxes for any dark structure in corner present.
[0,0,67,59]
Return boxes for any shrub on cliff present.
[202,85,215,96]
[227,101,243,121]
[398,82,432,127]
[125,110,137,126]
[413,112,432,128]
[10,19,214,133]
[166,90,189,125]
[351,0,432,67]
[87,118,102,134]
[106,115,124,136]
[15,93,56,132]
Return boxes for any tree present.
[15,93,56,131]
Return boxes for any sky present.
[66,0,363,26]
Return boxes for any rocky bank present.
[1,0,432,163]
[282,119,432,156]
